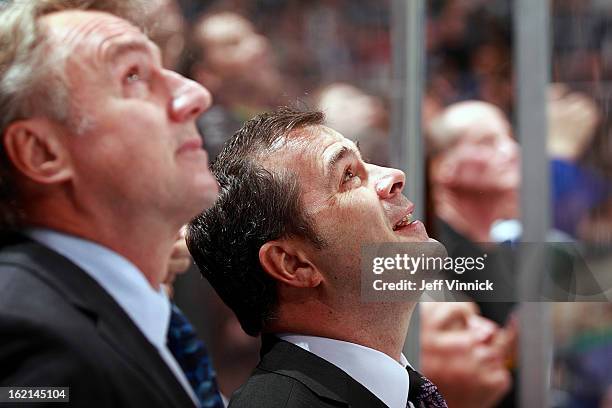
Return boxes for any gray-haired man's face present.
[39,9,218,221]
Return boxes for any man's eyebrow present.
[105,40,162,65]
[326,143,361,177]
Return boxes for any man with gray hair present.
[0,1,222,406]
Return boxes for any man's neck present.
[433,186,518,242]
[271,301,415,362]
[26,205,179,289]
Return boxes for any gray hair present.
[0,0,147,229]
[426,100,509,156]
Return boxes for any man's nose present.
[373,165,406,199]
[246,34,269,60]
[470,315,498,343]
[167,71,213,122]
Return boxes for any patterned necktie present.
[406,366,448,408]
[167,304,225,408]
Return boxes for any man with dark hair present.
[187,107,448,408]
[0,1,222,406]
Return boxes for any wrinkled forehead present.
[263,125,355,178]
[40,10,150,71]
[260,125,360,216]
[467,114,511,139]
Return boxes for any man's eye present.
[443,316,468,331]
[343,168,355,183]
[125,68,141,84]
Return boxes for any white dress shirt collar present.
[27,228,171,347]
[279,334,410,408]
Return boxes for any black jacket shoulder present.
[230,367,343,408]
[0,238,195,407]
[228,336,388,408]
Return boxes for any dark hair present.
[187,107,325,336]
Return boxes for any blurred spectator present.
[189,10,287,159]
[552,0,605,83]
[426,92,609,242]
[421,302,513,408]
[548,84,600,162]
[427,100,520,244]
[426,0,512,115]
[429,91,588,307]
[179,0,392,96]
[144,0,187,70]
[553,303,612,408]
[314,82,390,166]
[548,85,612,238]
[578,199,612,246]
[191,11,284,99]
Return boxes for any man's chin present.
[388,236,447,263]
[193,175,220,209]
[199,191,219,211]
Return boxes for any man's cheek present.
[435,334,474,353]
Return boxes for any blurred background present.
[141,0,612,406]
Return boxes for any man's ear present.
[259,239,323,288]
[3,118,73,185]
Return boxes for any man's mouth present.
[393,212,414,231]
[177,137,204,154]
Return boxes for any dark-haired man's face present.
[267,126,435,279]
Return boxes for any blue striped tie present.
[167,304,225,408]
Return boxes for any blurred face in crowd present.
[146,0,186,70]
[421,302,511,408]
[267,126,436,297]
[316,83,387,139]
[195,12,275,80]
[432,104,519,194]
[41,10,217,223]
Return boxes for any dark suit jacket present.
[0,234,196,407]
[229,335,389,408]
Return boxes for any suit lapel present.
[258,335,389,408]
[0,239,195,408]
